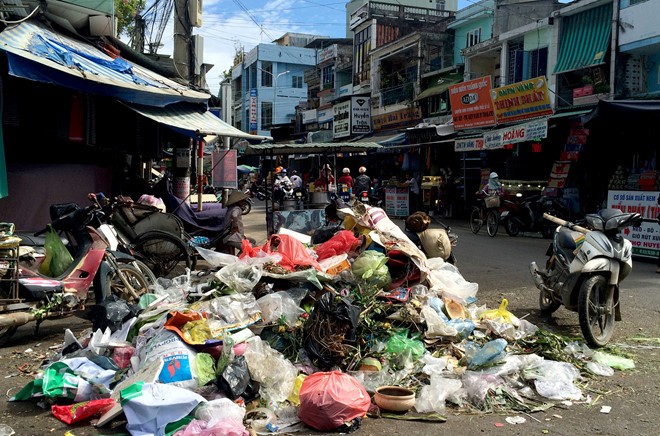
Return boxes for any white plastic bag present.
[415,375,463,413]
[257,291,305,328]
[215,261,263,293]
[426,260,478,304]
[243,337,298,404]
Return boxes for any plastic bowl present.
[374,386,416,412]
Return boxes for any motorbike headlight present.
[585,214,604,231]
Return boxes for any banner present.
[249,89,258,133]
[454,137,484,152]
[351,96,371,134]
[607,190,660,259]
[483,119,548,150]
[212,149,238,189]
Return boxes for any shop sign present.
[317,108,333,123]
[318,45,337,63]
[372,108,421,131]
[333,100,351,138]
[339,84,353,97]
[249,88,258,133]
[385,187,409,217]
[302,109,317,124]
[491,76,553,124]
[351,96,371,134]
[454,137,484,152]
[449,76,496,129]
[608,190,660,259]
[212,149,238,189]
[483,119,548,149]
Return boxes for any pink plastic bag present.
[314,230,359,261]
[174,418,248,436]
[298,371,371,431]
[261,234,321,271]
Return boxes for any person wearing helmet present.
[353,166,371,197]
[483,171,504,196]
[338,167,353,191]
[290,170,303,189]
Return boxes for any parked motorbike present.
[501,193,569,238]
[358,190,370,205]
[1,204,150,346]
[529,209,642,347]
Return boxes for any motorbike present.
[529,209,642,348]
[358,190,370,205]
[1,204,150,346]
[501,193,569,238]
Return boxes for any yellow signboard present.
[491,76,553,124]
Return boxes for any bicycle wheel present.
[132,230,194,278]
[118,258,157,287]
[486,210,499,237]
[98,263,150,304]
[469,207,482,234]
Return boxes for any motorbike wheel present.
[469,208,482,234]
[504,218,520,237]
[97,263,150,304]
[132,231,195,278]
[120,259,157,287]
[578,275,615,347]
[241,200,252,215]
[486,210,499,237]
[0,326,18,347]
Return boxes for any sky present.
[138,1,476,96]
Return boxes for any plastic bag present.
[464,338,508,370]
[257,291,305,328]
[415,375,463,413]
[261,234,321,271]
[215,261,263,293]
[479,299,520,326]
[51,398,116,424]
[243,337,298,404]
[351,250,391,289]
[593,351,635,370]
[314,230,359,261]
[174,419,248,436]
[298,371,371,432]
[426,261,478,304]
[217,355,251,400]
[385,330,426,361]
[38,225,73,277]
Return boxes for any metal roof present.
[239,141,382,156]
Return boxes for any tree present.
[115,0,146,38]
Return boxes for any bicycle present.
[469,192,501,237]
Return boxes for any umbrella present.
[237,165,258,174]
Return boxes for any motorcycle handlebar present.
[543,213,589,234]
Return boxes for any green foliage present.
[115,0,146,38]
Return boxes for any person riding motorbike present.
[353,166,371,198]
[337,168,353,192]
[290,170,303,189]
[273,167,292,204]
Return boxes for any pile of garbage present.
[8,204,635,435]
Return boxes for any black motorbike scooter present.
[501,193,570,238]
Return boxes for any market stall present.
[239,141,382,235]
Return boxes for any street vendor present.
[221,190,250,255]
[314,164,336,191]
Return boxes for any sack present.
[418,228,451,260]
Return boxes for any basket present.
[484,195,500,208]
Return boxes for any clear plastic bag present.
[415,375,463,413]
[215,261,263,293]
[465,338,508,370]
[257,291,305,328]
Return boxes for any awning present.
[0,20,209,107]
[413,80,457,101]
[124,102,272,140]
[239,142,382,156]
[350,131,407,146]
[548,108,594,119]
[583,99,660,126]
[553,4,613,74]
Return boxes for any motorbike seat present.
[15,232,69,247]
[555,227,580,264]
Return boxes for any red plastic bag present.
[298,371,371,431]
[314,230,359,261]
[52,398,116,424]
[262,234,321,271]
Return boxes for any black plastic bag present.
[217,355,251,400]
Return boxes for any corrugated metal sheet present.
[124,102,272,140]
[0,20,209,106]
[553,4,613,74]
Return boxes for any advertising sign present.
[607,190,660,259]
[249,89,258,133]
[302,109,317,124]
[212,149,238,189]
[483,119,548,149]
[454,137,484,152]
[385,187,409,217]
[351,96,371,134]
[318,45,337,63]
[372,108,421,131]
[491,76,553,124]
[317,108,333,123]
[449,76,496,129]
[333,100,350,138]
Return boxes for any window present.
[529,47,548,79]
[466,28,481,48]
[261,101,272,129]
[354,26,371,85]
[292,76,303,88]
[261,64,273,87]
[322,65,334,89]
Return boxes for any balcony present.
[380,83,415,106]
[369,1,451,24]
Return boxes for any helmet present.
[342,168,350,174]
[275,166,283,173]
[489,172,499,179]
[359,166,366,174]
[281,168,287,173]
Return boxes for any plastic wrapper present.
[195,246,238,267]
[215,261,263,293]
[415,375,463,413]
[174,419,249,436]
[593,351,635,370]
[217,355,251,400]
[164,311,214,345]
[260,234,322,271]
[257,291,306,327]
[465,338,508,370]
[243,337,298,404]
[194,293,262,336]
[479,299,520,326]
[113,346,135,369]
[421,306,458,338]
[195,398,246,426]
[522,359,582,400]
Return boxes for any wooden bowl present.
[374,386,416,412]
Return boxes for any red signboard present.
[449,76,496,129]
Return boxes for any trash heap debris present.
[7,203,636,435]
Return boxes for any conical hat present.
[226,190,248,206]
